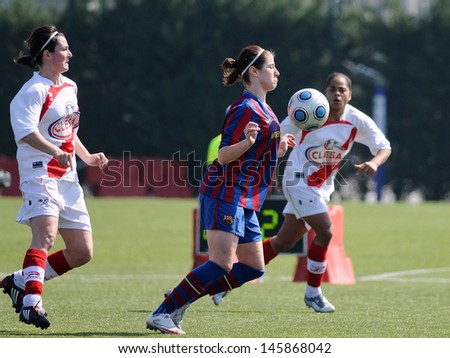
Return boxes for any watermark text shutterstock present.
[93,151,351,189]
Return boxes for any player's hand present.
[86,152,109,169]
[284,133,296,148]
[278,133,296,157]
[244,121,260,146]
[354,161,378,176]
[55,152,73,171]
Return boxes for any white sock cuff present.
[307,258,327,274]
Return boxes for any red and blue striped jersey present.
[200,90,281,211]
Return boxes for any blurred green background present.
[0,0,449,200]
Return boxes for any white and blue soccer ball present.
[287,88,329,131]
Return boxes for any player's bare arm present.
[21,131,72,169]
[217,121,260,165]
[354,148,391,175]
[75,135,109,169]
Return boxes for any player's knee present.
[315,226,333,246]
[279,240,298,252]
[273,235,298,253]
[210,257,234,273]
[32,233,57,252]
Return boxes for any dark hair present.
[14,24,64,69]
[221,45,271,86]
[325,72,352,90]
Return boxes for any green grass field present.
[0,197,449,338]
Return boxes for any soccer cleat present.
[1,274,24,313]
[146,312,185,335]
[19,306,50,329]
[304,294,335,313]
[211,291,229,306]
[165,289,190,329]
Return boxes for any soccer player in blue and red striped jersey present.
[200,91,281,210]
[146,45,295,334]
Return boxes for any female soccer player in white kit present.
[1,25,108,329]
[264,72,392,312]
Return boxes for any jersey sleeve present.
[10,84,46,143]
[353,110,391,155]
[219,103,249,149]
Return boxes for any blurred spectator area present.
[0,155,194,198]
[0,154,20,196]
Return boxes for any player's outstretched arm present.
[354,148,391,175]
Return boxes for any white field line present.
[1,267,449,283]
[357,267,450,283]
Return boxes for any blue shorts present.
[199,194,262,244]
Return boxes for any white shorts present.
[282,172,329,219]
[16,178,92,231]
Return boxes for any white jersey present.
[10,72,80,183]
[282,104,391,200]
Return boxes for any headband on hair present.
[36,31,59,57]
[241,48,265,76]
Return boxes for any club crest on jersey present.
[324,139,337,150]
[271,130,281,139]
[65,104,77,118]
[223,215,234,226]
